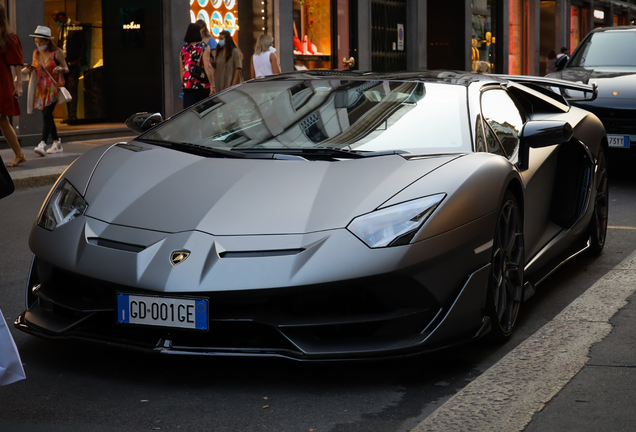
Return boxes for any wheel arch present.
[505,176,525,225]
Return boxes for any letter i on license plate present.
[117,293,208,330]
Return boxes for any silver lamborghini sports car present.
[15,71,608,360]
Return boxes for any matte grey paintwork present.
[18,73,609,359]
[82,144,459,235]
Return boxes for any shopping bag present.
[0,157,14,200]
[0,307,26,386]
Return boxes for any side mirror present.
[0,161,15,200]
[125,112,163,134]
[518,120,573,170]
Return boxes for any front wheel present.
[588,146,608,256]
[486,190,525,343]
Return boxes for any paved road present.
[0,152,635,431]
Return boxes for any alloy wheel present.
[489,194,524,340]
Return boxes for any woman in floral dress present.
[27,26,68,156]
[180,23,214,109]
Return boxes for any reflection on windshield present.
[144,79,470,154]
[570,31,636,67]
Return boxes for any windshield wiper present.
[240,148,411,159]
[138,139,246,159]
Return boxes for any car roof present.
[589,25,636,34]
[255,70,505,87]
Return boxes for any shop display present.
[190,0,239,42]
[293,0,331,68]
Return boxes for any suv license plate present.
[608,135,630,148]
[117,294,208,330]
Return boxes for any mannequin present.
[472,38,480,72]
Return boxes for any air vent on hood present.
[116,143,150,152]
[88,238,146,253]
[219,249,304,259]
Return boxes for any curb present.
[412,249,636,432]
[13,173,62,191]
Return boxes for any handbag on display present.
[39,53,72,105]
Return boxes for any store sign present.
[123,21,141,30]
[397,24,404,51]
[594,9,605,20]
[120,8,145,48]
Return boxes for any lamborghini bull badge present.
[170,250,190,266]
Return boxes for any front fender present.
[382,153,520,242]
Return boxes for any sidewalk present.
[413,249,636,431]
[1,136,136,190]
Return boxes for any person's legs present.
[195,88,210,104]
[183,89,197,109]
[45,104,62,154]
[35,104,56,156]
[41,104,56,143]
[0,114,26,167]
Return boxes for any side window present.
[481,89,525,161]
[485,123,505,156]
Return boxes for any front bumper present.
[17,213,497,360]
[572,103,636,147]
[15,255,492,360]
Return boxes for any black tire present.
[588,146,608,256]
[486,190,525,343]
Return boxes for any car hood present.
[83,143,459,235]
[551,67,636,100]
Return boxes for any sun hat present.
[29,26,54,39]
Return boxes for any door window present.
[480,89,524,161]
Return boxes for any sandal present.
[6,154,26,167]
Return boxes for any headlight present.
[37,179,88,231]
[347,194,446,248]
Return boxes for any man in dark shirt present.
[555,46,570,71]
[52,10,86,124]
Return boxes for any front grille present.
[581,106,636,134]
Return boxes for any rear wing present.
[489,74,598,103]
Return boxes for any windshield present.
[569,31,636,67]
[143,80,471,154]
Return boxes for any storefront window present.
[570,6,580,51]
[44,0,105,125]
[471,0,496,73]
[613,14,626,27]
[190,0,239,44]
[293,0,331,70]
[508,0,522,74]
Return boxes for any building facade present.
[2,0,635,147]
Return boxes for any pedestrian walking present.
[546,49,557,74]
[180,23,214,109]
[214,30,242,92]
[250,34,281,79]
[27,26,69,156]
[0,4,26,168]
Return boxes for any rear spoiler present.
[489,74,598,102]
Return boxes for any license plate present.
[117,293,208,330]
[608,135,630,148]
